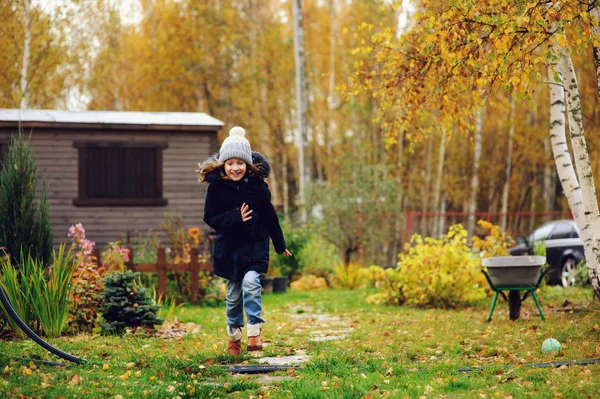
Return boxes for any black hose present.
[0,285,86,364]
[227,364,299,374]
[458,358,600,372]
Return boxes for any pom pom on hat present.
[218,126,253,165]
[229,126,246,137]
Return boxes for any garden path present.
[233,305,353,385]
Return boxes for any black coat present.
[202,152,286,282]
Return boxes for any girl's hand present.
[241,203,253,222]
[282,249,293,257]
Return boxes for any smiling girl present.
[197,126,292,355]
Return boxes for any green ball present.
[541,338,561,354]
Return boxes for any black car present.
[509,219,585,287]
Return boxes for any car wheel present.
[560,258,578,287]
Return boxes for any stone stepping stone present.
[257,353,311,366]
[308,328,352,342]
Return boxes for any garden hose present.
[0,285,86,365]
[457,358,600,372]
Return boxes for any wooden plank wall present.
[0,127,217,248]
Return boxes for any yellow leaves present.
[118,370,132,380]
[555,33,568,49]
[425,34,437,45]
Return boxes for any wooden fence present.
[92,247,213,304]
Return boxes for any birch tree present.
[467,106,484,239]
[292,0,309,222]
[19,0,31,109]
[349,0,600,295]
[501,95,515,231]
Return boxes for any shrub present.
[198,272,227,307]
[101,270,162,335]
[364,266,403,305]
[129,229,161,264]
[0,251,35,337]
[102,241,130,273]
[574,260,590,287]
[0,132,53,267]
[26,245,76,337]
[67,223,104,334]
[0,245,76,338]
[160,214,211,303]
[290,275,328,290]
[332,262,365,289]
[471,220,514,258]
[269,220,309,279]
[298,236,341,274]
[381,224,488,308]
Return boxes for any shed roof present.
[0,109,224,131]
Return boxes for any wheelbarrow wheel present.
[508,291,521,320]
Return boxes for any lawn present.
[0,285,599,398]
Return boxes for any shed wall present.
[0,127,216,247]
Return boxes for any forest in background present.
[2,0,600,266]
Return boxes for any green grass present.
[0,286,599,398]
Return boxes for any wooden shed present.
[0,109,222,247]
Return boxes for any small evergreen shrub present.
[101,270,162,335]
[0,132,53,266]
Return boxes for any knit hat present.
[218,126,253,165]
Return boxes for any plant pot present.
[259,276,274,294]
[481,256,546,287]
[272,276,288,293]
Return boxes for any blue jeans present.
[226,270,265,329]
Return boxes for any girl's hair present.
[197,158,262,182]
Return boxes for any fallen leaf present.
[69,374,82,386]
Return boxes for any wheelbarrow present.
[481,256,549,321]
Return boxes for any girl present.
[197,126,292,356]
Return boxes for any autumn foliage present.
[367,224,489,308]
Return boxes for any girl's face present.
[224,158,247,181]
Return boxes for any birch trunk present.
[439,194,447,236]
[547,63,582,223]
[432,128,446,238]
[556,49,600,294]
[501,95,515,231]
[324,0,337,181]
[391,134,405,265]
[292,0,308,223]
[467,106,484,239]
[420,138,433,236]
[19,0,31,109]
[283,147,290,223]
[589,2,600,98]
[543,134,555,221]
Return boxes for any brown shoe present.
[228,339,241,356]
[247,335,263,351]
